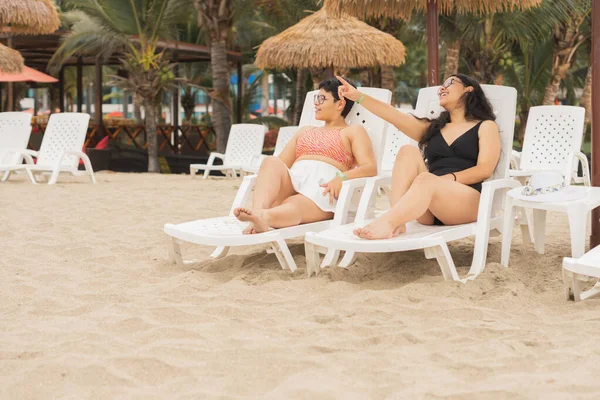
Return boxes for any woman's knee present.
[259,156,286,172]
[413,171,437,186]
[395,144,420,161]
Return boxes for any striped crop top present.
[295,127,355,170]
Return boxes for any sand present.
[1,172,600,399]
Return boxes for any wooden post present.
[591,0,600,247]
[77,57,83,112]
[237,61,243,123]
[7,36,14,111]
[58,67,65,112]
[172,60,180,153]
[94,57,104,137]
[426,0,440,86]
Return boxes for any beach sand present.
[1,172,599,399]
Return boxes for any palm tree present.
[541,0,591,105]
[51,0,191,173]
[504,39,554,142]
[194,0,235,154]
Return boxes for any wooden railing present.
[29,122,216,154]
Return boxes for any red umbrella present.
[0,65,58,82]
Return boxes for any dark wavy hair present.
[418,73,495,150]
[318,77,357,118]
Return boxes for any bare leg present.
[355,172,481,239]
[236,194,332,233]
[234,156,296,233]
[389,145,428,205]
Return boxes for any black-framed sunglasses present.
[437,77,465,95]
[313,94,337,106]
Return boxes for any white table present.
[501,186,600,267]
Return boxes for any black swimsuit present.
[424,121,484,226]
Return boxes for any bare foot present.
[234,207,270,233]
[353,217,406,240]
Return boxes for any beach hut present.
[324,0,541,86]
[255,8,406,89]
[0,0,60,35]
[0,44,24,74]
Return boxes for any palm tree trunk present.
[210,39,232,154]
[443,39,460,81]
[542,18,585,105]
[261,73,269,116]
[145,100,159,173]
[133,94,142,123]
[580,65,592,120]
[380,65,396,106]
[273,79,278,116]
[294,69,305,125]
[518,105,530,145]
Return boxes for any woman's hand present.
[320,176,344,204]
[336,75,362,102]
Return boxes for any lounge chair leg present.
[202,167,210,179]
[562,268,574,301]
[166,236,183,265]
[25,169,38,184]
[321,249,340,269]
[270,240,297,272]
[304,241,321,277]
[210,246,230,259]
[48,167,60,185]
[519,208,533,245]
[425,243,459,281]
[338,251,357,269]
[571,273,582,302]
[1,171,10,182]
[533,209,547,254]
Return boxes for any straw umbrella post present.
[255,8,406,90]
[0,0,60,35]
[325,0,541,86]
[591,0,599,246]
[0,43,24,74]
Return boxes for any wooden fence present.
[29,122,216,154]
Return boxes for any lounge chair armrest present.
[229,174,257,215]
[206,152,225,167]
[6,149,38,164]
[480,178,522,195]
[572,151,591,186]
[510,150,521,170]
[331,177,374,226]
[352,175,393,223]
[477,178,522,226]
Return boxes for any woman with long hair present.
[234,77,377,234]
[336,73,501,239]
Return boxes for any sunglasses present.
[437,78,466,95]
[313,94,338,106]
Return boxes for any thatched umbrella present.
[0,0,60,35]
[255,8,406,81]
[0,44,24,74]
[325,0,541,85]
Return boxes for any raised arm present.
[337,76,430,142]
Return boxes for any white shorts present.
[288,160,341,213]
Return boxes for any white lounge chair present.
[0,112,33,181]
[164,88,392,272]
[1,113,95,185]
[241,125,298,175]
[510,106,590,186]
[190,123,267,179]
[379,109,418,176]
[563,245,600,302]
[305,85,522,281]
